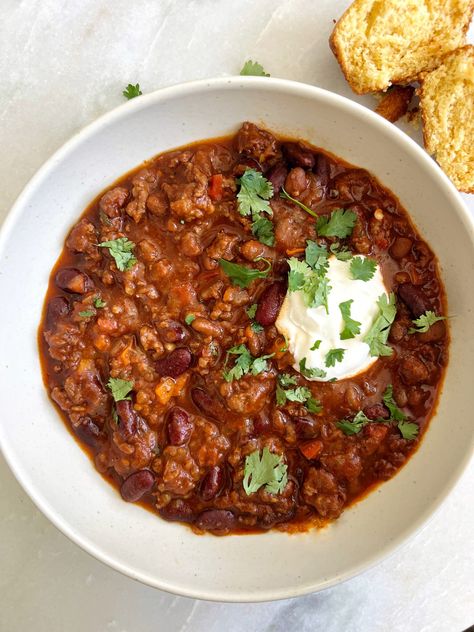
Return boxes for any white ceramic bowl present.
[0,77,473,602]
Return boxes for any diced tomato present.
[208,174,223,201]
[299,440,323,460]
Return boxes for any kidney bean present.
[266,163,288,194]
[120,469,155,502]
[417,319,446,343]
[240,239,273,262]
[191,317,223,338]
[45,296,69,329]
[158,320,187,343]
[255,281,286,326]
[397,283,430,318]
[389,236,412,259]
[191,387,224,420]
[201,466,224,500]
[167,407,193,445]
[253,411,271,434]
[115,400,138,437]
[195,509,236,531]
[400,355,430,385]
[363,403,390,420]
[284,167,308,197]
[293,416,319,439]
[55,267,93,294]
[282,142,315,169]
[75,417,102,447]
[155,347,192,378]
[159,499,195,523]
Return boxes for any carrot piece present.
[299,440,323,460]
[286,247,305,256]
[208,174,223,201]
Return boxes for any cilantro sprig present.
[316,208,358,238]
[237,169,275,246]
[408,310,446,334]
[363,293,397,357]
[219,257,271,288]
[325,348,345,368]
[222,344,273,382]
[107,377,134,402]
[299,357,327,380]
[350,256,377,281]
[339,299,361,340]
[288,257,331,313]
[243,447,287,495]
[122,83,142,99]
[276,373,322,412]
[240,60,270,77]
[98,237,137,272]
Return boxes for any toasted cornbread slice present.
[420,45,474,193]
[330,0,474,94]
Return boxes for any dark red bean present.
[363,403,390,420]
[417,319,446,343]
[74,417,102,447]
[167,407,193,445]
[159,499,195,523]
[266,163,288,194]
[115,400,138,437]
[293,416,319,439]
[195,509,236,531]
[201,466,224,500]
[191,387,224,420]
[156,347,192,378]
[253,411,271,434]
[55,267,93,294]
[120,469,155,502]
[397,283,430,318]
[400,355,430,385]
[282,142,315,169]
[45,296,69,329]
[255,281,286,326]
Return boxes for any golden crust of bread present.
[330,0,474,94]
[375,85,415,123]
[419,45,474,193]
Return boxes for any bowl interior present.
[0,78,473,601]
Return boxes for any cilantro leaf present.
[79,309,95,318]
[251,321,264,333]
[240,60,270,77]
[397,420,419,440]
[185,314,196,325]
[276,373,322,412]
[107,377,134,402]
[243,447,287,495]
[336,410,370,435]
[219,258,271,288]
[306,273,331,313]
[364,293,397,357]
[279,373,298,388]
[330,242,352,261]
[306,397,323,413]
[305,240,329,272]
[280,187,318,218]
[223,344,273,382]
[299,357,327,379]
[246,303,258,319]
[382,384,406,422]
[288,257,311,291]
[325,348,345,368]
[94,296,106,308]
[350,256,377,281]
[122,83,142,99]
[316,208,358,238]
[310,340,321,350]
[288,257,331,313]
[339,299,361,340]
[251,215,275,246]
[98,237,137,272]
[408,310,446,334]
[237,169,273,217]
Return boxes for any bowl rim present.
[1,75,473,602]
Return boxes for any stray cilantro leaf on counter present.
[325,348,345,368]
[246,304,258,319]
[408,310,446,334]
[350,256,377,281]
[339,299,361,340]
[280,187,318,218]
[79,309,95,318]
[107,377,134,402]
[310,340,322,350]
[336,410,370,435]
[122,83,142,99]
[397,420,419,440]
[185,314,196,325]
[219,257,271,288]
[382,384,406,422]
[240,60,270,77]
[316,208,357,238]
[363,293,397,357]
[299,357,327,379]
[94,296,106,308]
[222,344,273,382]
[243,447,287,495]
[237,168,275,246]
[98,237,137,272]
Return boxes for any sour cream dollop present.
[275,256,388,382]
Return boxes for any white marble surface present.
[0,1,473,630]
